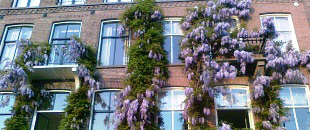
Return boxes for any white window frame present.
[214,85,255,129]
[0,92,15,129]
[48,21,82,66]
[30,90,71,130]
[280,84,310,130]
[163,18,183,64]
[12,0,40,7]
[158,87,185,130]
[57,0,86,5]
[89,89,120,130]
[97,20,130,67]
[0,24,33,69]
[103,0,133,3]
[260,14,299,51]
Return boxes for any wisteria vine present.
[178,0,289,129]
[114,0,168,129]
[0,40,50,130]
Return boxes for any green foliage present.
[116,0,168,129]
[59,84,91,130]
[4,115,29,130]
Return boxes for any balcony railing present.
[48,44,76,65]
[239,37,266,54]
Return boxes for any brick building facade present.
[0,0,310,130]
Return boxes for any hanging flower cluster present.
[114,0,168,129]
[0,40,50,130]
[59,37,98,130]
[180,0,262,128]
[251,40,310,129]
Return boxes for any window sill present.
[97,65,127,69]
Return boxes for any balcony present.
[30,44,78,80]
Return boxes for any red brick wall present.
[247,2,310,51]
[0,1,310,87]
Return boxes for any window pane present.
[20,27,33,40]
[275,17,290,31]
[291,88,308,106]
[29,0,40,6]
[74,0,85,4]
[174,111,184,130]
[39,92,69,110]
[100,39,116,66]
[92,113,109,130]
[66,24,80,38]
[106,0,118,2]
[164,36,171,63]
[16,0,28,7]
[161,111,172,130]
[280,87,292,106]
[295,108,310,130]
[110,92,117,111]
[5,28,21,42]
[95,92,110,111]
[109,113,115,130]
[216,90,232,107]
[0,115,11,129]
[0,94,15,113]
[0,43,17,69]
[35,112,63,130]
[60,0,73,5]
[114,38,125,65]
[120,0,132,2]
[172,36,181,63]
[217,110,250,129]
[283,109,297,130]
[173,91,185,109]
[158,91,172,109]
[102,23,117,37]
[164,22,171,34]
[232,89,247,107]
[53,25,67,39]
[172,21,181,34]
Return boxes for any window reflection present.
[163,20,182,64]
[39,92,69,110]
[92,91,118,130]
[158,89,185,130]
[280,86,310,130]
[0,94,15,130]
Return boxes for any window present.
[280,85,310,130]
[98,21,129,66]
[32,91,70,130]
[104,0,132,2]
[215,86,253,129]
[57,0,85,5]
[0,25,33,69]
[158,89,186,130]
[12,0,40,7]
[0,93,15,129]
[260,15,299,51]
[90,90,118,130]
[49,22,81,65]
[163,19,182,64]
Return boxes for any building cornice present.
[0,1,206,16]
[0,0,303,16]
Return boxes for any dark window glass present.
[99,22,128,66]
[217,110,250,129]
[34,112,63,130]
